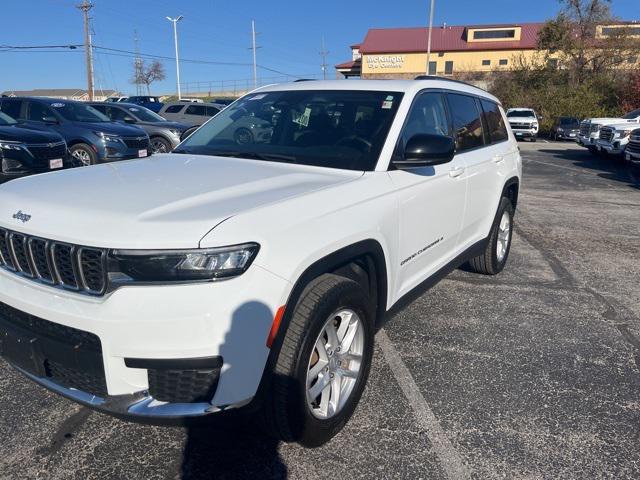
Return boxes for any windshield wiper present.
[210,151,298,163]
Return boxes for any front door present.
[388,91,467,300]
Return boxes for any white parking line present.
[378,329,471,480]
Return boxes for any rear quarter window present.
[480,99,509,143]
[0,99,23,119]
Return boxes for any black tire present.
[531,136,537,143]
[465,197,514,275]
[180,126,198,142]
[69,143,98,166]
[234,128,254,145]
[260,273,374,447]
[150,136,172,154]
[588,146,599,156]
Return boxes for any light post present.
[426,0,435,75]
[166,15,183,99]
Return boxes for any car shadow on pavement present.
[181,301,288,479]
[538,148,640,189]
[182,421,287,479]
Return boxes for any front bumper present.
[625,148,640,164]
[596,139,626,155]
[578,134,598,148]
[511,129,537,139]
[0,263,290,420]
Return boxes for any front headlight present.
[108,243,260,284]
[94,131,122,143]
[0,141,25,151]
[615,129,632,139]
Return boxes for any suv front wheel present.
[261,273,374,447]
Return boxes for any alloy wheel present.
[496,211,511,262]
[306,309,364,420]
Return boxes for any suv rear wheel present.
[261,273,374,447]
[466,196,514,275]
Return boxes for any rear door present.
[454,95,511,248]
[160,104,185,122]
[181,104,209,126]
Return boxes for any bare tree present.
[538,0,640,85]
[131,60,166,95]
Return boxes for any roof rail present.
[414,75,487,91]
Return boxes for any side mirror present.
[393,134,455,169]
[42,116,59,124]
[123,116,136,124]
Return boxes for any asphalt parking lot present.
[1,141,639,480]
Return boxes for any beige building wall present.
[361,49,540,77]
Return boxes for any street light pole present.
[166,15,183,99]
[426,0,435,75]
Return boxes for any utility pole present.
[77,0,94,100]
[320,36,329,80]
[166,15,184,99]
[426,0,435,75]
[134,30,142,95]
[250,20,260,89]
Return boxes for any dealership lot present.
[0,141,639,479]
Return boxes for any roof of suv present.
[253,79,500,104]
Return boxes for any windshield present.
[0,111,18,126]
[174,90,403,171]
[50,102,110,122]
[622,108,640,119]
[126,106,166,122]
[507,110,535,118]
[560,117,579,126]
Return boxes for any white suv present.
[0,78,521,447]
[578,108,640,153]
[506,108,540,142]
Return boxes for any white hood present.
[587,118,640,125]
[598,121,640,130]
[0,154,362,249]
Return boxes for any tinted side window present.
[165,105,184,113]
[480,99,508,143]
[447,93,484,151]
[0,99,23,119]
[92,104,107,115]
[397,92,450,153]
[185,105,207,116]
[28,102,55,122]
[205,106,220,116]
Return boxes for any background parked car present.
[105,97,129,103]
[126,95,164,112]
[0,110,69,182]
[550,116,580,141]
[0,97,150,166]
[506,108,540,142]
[90,102,189,153]
[159,102,224,126]
[625,128,640,165]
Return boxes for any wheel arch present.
[249,239,389,409]
[502,176,519,210]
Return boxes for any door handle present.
[493,155,505,163]
[449,166,465,178]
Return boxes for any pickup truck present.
[578,108,640,154]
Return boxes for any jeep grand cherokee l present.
[0,97,150,166]
[0,111,70,182]
[0,78,521,447]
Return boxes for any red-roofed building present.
[336,23,545,79]
[337,21,640,79]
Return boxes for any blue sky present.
[0,0,637,95]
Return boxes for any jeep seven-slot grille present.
[599,127,614,143]
[0,228,107,295]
